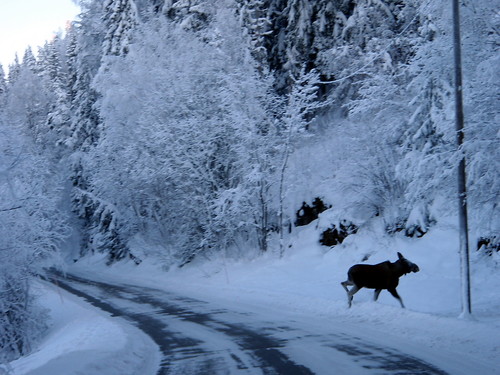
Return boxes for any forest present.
[0,0,498,363]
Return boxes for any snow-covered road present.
[49,271,467,375]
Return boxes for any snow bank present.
[4,281,160,375]
[69,217,500,373]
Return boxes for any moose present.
[341,252,419,308]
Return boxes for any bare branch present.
[0,206,22,212]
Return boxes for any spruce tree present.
[0,64,6,97]
[7,55,21,84]
[103,0,139,56]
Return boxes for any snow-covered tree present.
[7,55,21,85]
[37,38,73,156]
[204,3,282,255]
[22,47,38,73]
[0,64,6,97]
[335,0,499,241]
[102,0,139,56]
[62,1,127,261]
[460,0,500,245]
[90,3,289,264]
[91,15,232,264]
[276,68,323,253]
[5,59,54,146]
[237,0,272,65]
[318,0,419,112]
[340,1,453,234]
[65,1,106,151]
[162,0,212,31]
[0,110,68,363]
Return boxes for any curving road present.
[48,271,449,375]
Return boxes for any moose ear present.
[397,252,404,259]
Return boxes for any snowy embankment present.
[4,282,160,375]
[68,217,500,374]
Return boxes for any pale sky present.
[0,0,80,70]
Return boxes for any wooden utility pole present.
[452,0,472,317]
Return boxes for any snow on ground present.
[7,216,499,374]
[3,281,160,375]
[68,216,500,373]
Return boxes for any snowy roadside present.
[67,221,500,374]
[70,262,500,375]
[4,281,160,375]
[8,219,498,375]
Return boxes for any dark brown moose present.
[341,252,419,308]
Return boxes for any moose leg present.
[388,287,405,308]
[374,289,382,301]
[341,280,353,293]
[347,285,361,308]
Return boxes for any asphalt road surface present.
[49,271,449,375]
